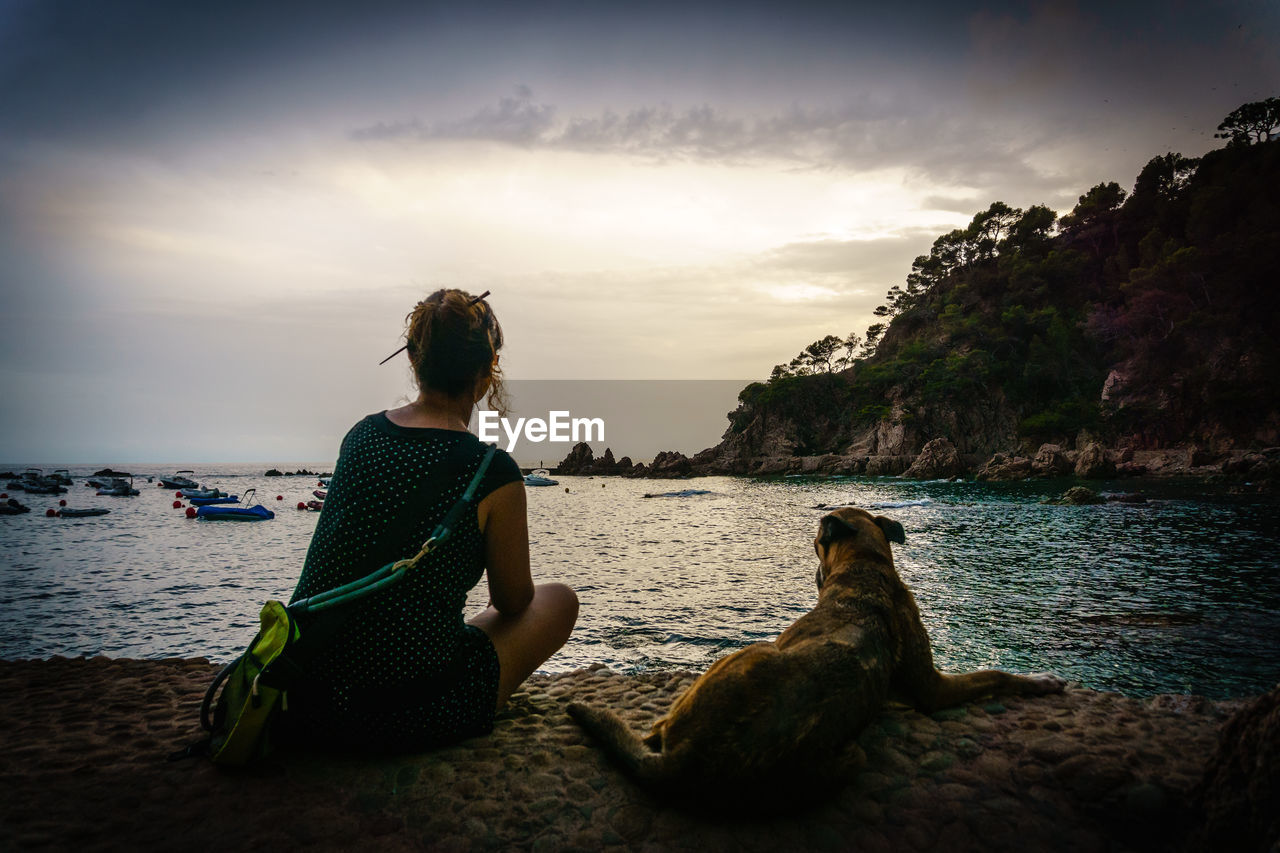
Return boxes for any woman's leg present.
[469,582,579,710]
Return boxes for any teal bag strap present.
[290,443,499,614]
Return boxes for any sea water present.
[2,465,1278,698]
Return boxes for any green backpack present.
[174,443,497,766]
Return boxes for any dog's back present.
[567,628,895,809]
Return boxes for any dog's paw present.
[1025,672,1069,694]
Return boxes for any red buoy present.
[185,507,197,518]
[296,501,306,510]
[1,493,8,499]
[46,508,57,517]
[175,491,183,499]
[173,500,182,509]
[59,499,67,507]
[276,495,283,500]
[157,482,164,488]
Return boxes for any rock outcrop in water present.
[554,443,645,476]
[1045,487,1106,505]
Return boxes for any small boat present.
[97,477,139,496]
[22,481,67,495]
[196,489,275,521]
[313,489,327,500]
[197,504,275,521]
[0,498,30,515]
[181,487,226,499]
[189,494,239,506]
[305,500,324,512]
[58,508,111,518]
[524,469,559,487]
[159,470,199,489]
[50,469,74,486]
[19,470,68,494]
[318,477,332,487]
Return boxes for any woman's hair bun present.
[404,289,506,412]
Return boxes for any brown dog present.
[567,506,1065,810]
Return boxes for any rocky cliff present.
[682,135,1280,482]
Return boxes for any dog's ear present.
[874,516,906,545]
[818,513,859,548]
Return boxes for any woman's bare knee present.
[536,582,579,641]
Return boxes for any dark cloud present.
[354,86,558,145]
[350,87,1069,200]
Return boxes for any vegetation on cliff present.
[732,98,1280,457]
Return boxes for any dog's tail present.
[566,702,669,786]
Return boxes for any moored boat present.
[22,481,68,494]
[524,469,559,486]
[196,504,275,521]
[19,469,68,494]
[97,477,139,496]
[58,508,111,517]
[196,488,274,521]
[0,498,30,515]
[180,487,226,499]
[159,470,199,489]
[189,494,239,506]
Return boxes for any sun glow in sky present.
[1,0,1276,461]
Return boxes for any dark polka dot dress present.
[286,412,522,751]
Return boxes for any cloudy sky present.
[1,0,1276,462]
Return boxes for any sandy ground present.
[0,657,1245,852]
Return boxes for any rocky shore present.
[1,657,1275,851]
[553,438,1280,485]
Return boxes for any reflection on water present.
[1,467,1278,697]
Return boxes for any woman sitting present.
[287,288,578,751]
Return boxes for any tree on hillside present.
[804,334,844,373]
[1060,182,1127,255]
[1005,205,1058,252]
[969,201,1021,259]
[838,332,862,369]
[862,323,885,357]
[1215,97,1280,145]
[1130,153,1199,205]
[772,330,867,378]
[1060,182,1126,230]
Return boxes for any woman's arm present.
[476,479,534,615]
